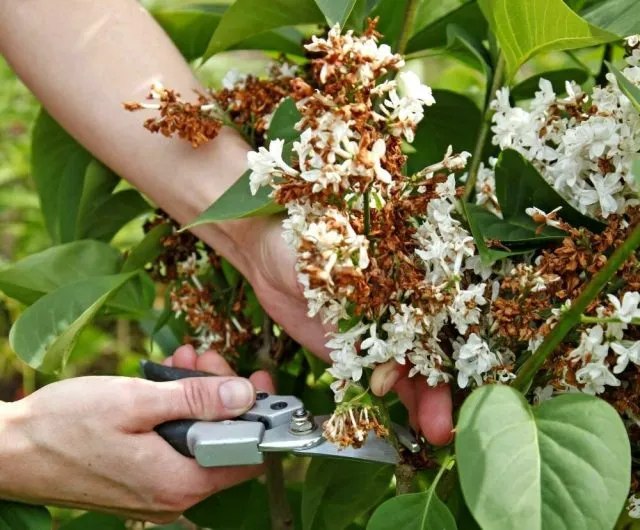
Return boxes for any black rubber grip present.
[140,360,212,382]
[154,419,197,458]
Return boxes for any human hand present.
[0,346,273,523]
[243,216,454,445]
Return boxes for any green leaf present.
[152,5,305,61]
[495,149,605,233]
[446,24,493,78]
[456,385,631,530]
[0,240,153,316]
[478,0,616,79]
[185,480,271,529]
[10,272,137,373]
[184,170,284,228]
[407,90,481,175]
[315,0,358,26]
[31,109,92,243]
[75,160,120,233]
[0,502,51,530]
[582,0,640,37]
[59,513,125,530]
[77,189,151,242]
[511,68,591,101]
[466,202,566,243]
[406,2,488,55]
[302,460,393,530]
[366,491,456,530]
[122,221,173,273]
[268,97,302,143]
[203,0,324,60]
[607,61,640,113]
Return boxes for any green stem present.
[463,53,505,201]
[395,0,420,55]
[512,222,640,392]
[581,315,640,325]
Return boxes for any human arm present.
[0,0,452,445]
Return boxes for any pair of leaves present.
[31,111,150,244]
[465,149,605,263]
[302,459,393,530]
[479,0,633,79]
[152,4,305,61]
[0,502,50,530]
[186,97,300,228]
[456,385,631,530]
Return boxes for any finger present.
[394,376,418,432]
[416,380,454,446]
[194,350,236,376]
[171,344,198,370]
[162,356,173,367]
[130,376,256,430]
[249,370,276,393]
[370,361,409,396]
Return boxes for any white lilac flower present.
[222,69,247,90]
[533,385,554,404]
[408,345,452,386]
[525,206,564,229]
[448,284,487,334]
[607,291,640,323]
[611,340,640,373]
[247,139,299,194]
[454,334,501,389]
[569,325,610,363]
[575,361,620,395]
[360,323,388,363]
[628,494,640,519]
[398,71,436,106]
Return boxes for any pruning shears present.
[141,360,419,467]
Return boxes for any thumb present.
[130,376,256,430]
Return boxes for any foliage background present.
[0,0,637,528]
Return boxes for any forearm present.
[0,0,258,278]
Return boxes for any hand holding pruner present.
[141,360,419,467]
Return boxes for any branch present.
[463,53,505,201]
[258,315,293,530]
[512,222,640,391]
[395,463,416,495]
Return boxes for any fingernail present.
[371,361,400,396]
[381,365,401,394]
[219,379,254,411]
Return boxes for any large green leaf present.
[203,0,324,60]
[75,160,120,234]
[186,480,271,528]
[367,488,455,530]
[582,0,640,38]
[122,221,173,272]
[268,97,302,143]
[0,502,51,530]
[495,149,605,232]
[406,2,487,55]
[31,109,92,243]
[607,61,640,113]
[466,202,566,243]
[185,170,284,229]
[456,385,631,530]
[0,240,153,316]
[10,272,137,373]
[76,189,151,242]
[302,460,393,530]
[478,0,615,79]
[59,513,125,530]
[407,90,481,175]
[152,5,305,61]
[511,68,591,101]
[315,0,359,26]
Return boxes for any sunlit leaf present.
[152,5,305,61]
[314,0,359,26]
[203,0,324,60]
[367,490,456,530]
[478,0,616,78]
[456,385,631,530]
